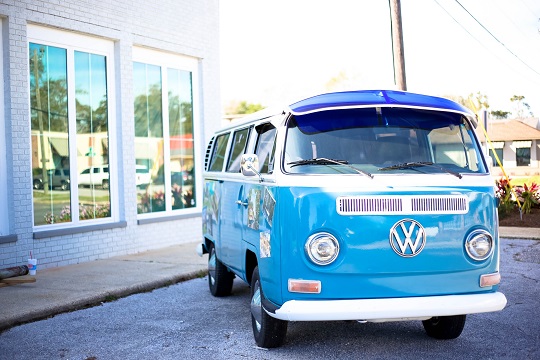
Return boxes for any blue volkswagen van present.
[199,90,507,348]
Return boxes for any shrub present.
[515,183,539,214]
[495,178,514,218]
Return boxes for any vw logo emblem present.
[389,219,426,257]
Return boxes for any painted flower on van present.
[247,189,261,230]
[263,188,276,227]
[202,182,220,236]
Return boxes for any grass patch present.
[509,175,540,187]
[103,294,118,303]
[33,190,110,203]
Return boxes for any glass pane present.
[516,148,530,166]
[284,109,486,175]
[254,124,277,173]
[490,148,503,167]
[134,62,165,213]
[75,51,111,220]
[227,128,250,172]
[30,43,71,226]
[208,134,230,172]
[168,68,195,210]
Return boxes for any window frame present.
[208,133,231,172]
[0,19,8,237]
[28,25,118,231]
[132,47,201,219]
[516,147,531,167]
[254,123,277,174]
[226,127,252,173]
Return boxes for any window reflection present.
[168,69,195,210]
[134,62,165,213]
[134,62,196,214]
[75,51,111,220]
[30,43,71,225]
[30,43,111,226]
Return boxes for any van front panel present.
[268,183,499,306]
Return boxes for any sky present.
[219,0,540,117]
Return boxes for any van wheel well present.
[245,250,257,286]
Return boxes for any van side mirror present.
[241,154,262,181]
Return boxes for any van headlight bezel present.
[465,229,494,261]
[305,232,340,265]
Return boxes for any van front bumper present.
[271,292,507,322]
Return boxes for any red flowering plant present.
[495,177,515,218]
[138,191,166,213]
[515,183,540,214]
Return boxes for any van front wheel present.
[422,315,466,339]
[250,266,287,348]
[207,243,234,297]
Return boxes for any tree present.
[443,92,489,113]
[134,85,163,137]
[225,101,264,115]
[468,92,490,112]
[490,110,511,119]
[510,95,533,118]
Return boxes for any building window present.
[489,148,503,167]
[516,147,531,166]
[133,48,198,215]
[29,26,116,228]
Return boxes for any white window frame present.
[0,18,8,236]
[28,25,118,231]
[133,47,202,219]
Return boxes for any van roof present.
[289,90,474,116]
[220,90,476,132]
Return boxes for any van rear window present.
[208,133,230,172]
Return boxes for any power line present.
[454,0,540,77]
[433,1,516,70]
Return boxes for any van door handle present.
[236,200,248,207]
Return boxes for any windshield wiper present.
[378,161,462,179]
[288,157,373,178]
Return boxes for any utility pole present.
[389,0,407,91]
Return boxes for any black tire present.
[250,266,288,348]
[207,242,234,297]
[422,315,466,339]
[102,179,109,190]
[60,181,70,191]
[33,179,43,190]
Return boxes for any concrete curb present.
[499,227,540,240]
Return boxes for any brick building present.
[0,1,220,269]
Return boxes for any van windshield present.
[283,107,487,175]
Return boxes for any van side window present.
[254,123,277,174]
[208,133,230,172]
[226,128,251,173]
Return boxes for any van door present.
[241,124,278,281]
[219,127,251,272]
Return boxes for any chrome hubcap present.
[208,249,216,286]
[250,280,262,332]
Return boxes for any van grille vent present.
[204,137,215,171]
[336,195,468,215]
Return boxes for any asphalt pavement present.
[0,227,538,332]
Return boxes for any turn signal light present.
[288,279,321,293]
[480,272,501,287]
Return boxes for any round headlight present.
[305,232,340,265]
[465,230,493,261]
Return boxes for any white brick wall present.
[0,0,219,269]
